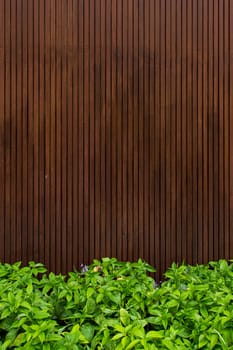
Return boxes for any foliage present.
[0,258,232,349]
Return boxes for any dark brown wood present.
[0,0,233,280]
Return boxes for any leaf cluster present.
[0,258,232,349]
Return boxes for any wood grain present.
[0,0,232,280]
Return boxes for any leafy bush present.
[0,258,232,349]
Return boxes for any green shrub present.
[0,258,232,349]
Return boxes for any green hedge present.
[0,258,232,349]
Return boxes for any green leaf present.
[198,334,208,348]
[146,331,164,340]
[131,326,145,339]
[112,333,125,340]
[85,298,96,314]
[125,339,141,350]
[120,308,130,326]
[81,323,95,341]
[162,339,175,350]
[43,344,50,350]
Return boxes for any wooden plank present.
[122,0,128,261]
[165,0,171,268]
[116,0,123,260]
[224,0,230,259]
[218,0,224,258]
[72,0,79,268]
[0,0,5,261]
[16,0,23,262]
[213,0,219,260]
[160,0,166,274]
[50,0,56,271]
[61,0,67,273]
[67,0,73,271]
[149,0,156,270]
[44,0,51,270]
[89,0,95,262]
[105,0,112,258]
[33,0,39,263]
[94,0,101,260]
[27,0,34,262]
[170,0,177,264]
[83,0,90,262]
[11,0,17,262]
[202,0,209,263]
[192,0,198,264]
[127,0,133,260]
[208,0,214,261]
[197,0,203,262]
[133,0,139,262]
[38,0,45,265]
[55,0,62,272]
[138,0,144,260]
[176,0,182,264]
[144,0,150,263]
[4,0,11,263]
[230,0,233,258]
[186,0,193,265]
[78,0,84,266]
[111,0,117,258]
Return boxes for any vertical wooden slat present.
[33,0,39,262]
[50,0,56,271]
[28,0,34,261]
[170,0,176,264]
[138,0,144,260]
[192,0,198,264]
[144,0,150,263]
[83,0,90,262]
[149,0,156,269]
[187,0,193,264]
[224,0,230,259]
[116,0,123,260]
[105,0,112,258]
[72,0,78,268]
[0,0,5,261]
[197,0,203,262]
[67,0,73,271]
[203,0,208,263]
[61,0,67,273]
[133,0,139,262]
[22,0,29,265]
[213,0,219,260]
[78,0,84,265]
[122,0,128,261]
[160,0,166,274]
[38,0,45,265]
[11,0,17,262]
[230,0,233,258]
[100,0,106,260]
[176,0,182,263]
[89,0,95,262]
[127,0,133,259]
[94,0,101,260]
[219,0,224,258]
[44,0,51,270]
[16,0,22,262]
[5,0,11,263]
[165,0,171,268]
[55,0,62,272]
[208,0,214,261]
[111,0,117,258]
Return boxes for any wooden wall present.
[0,0,233,279]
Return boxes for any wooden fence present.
[0,0,233,279]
